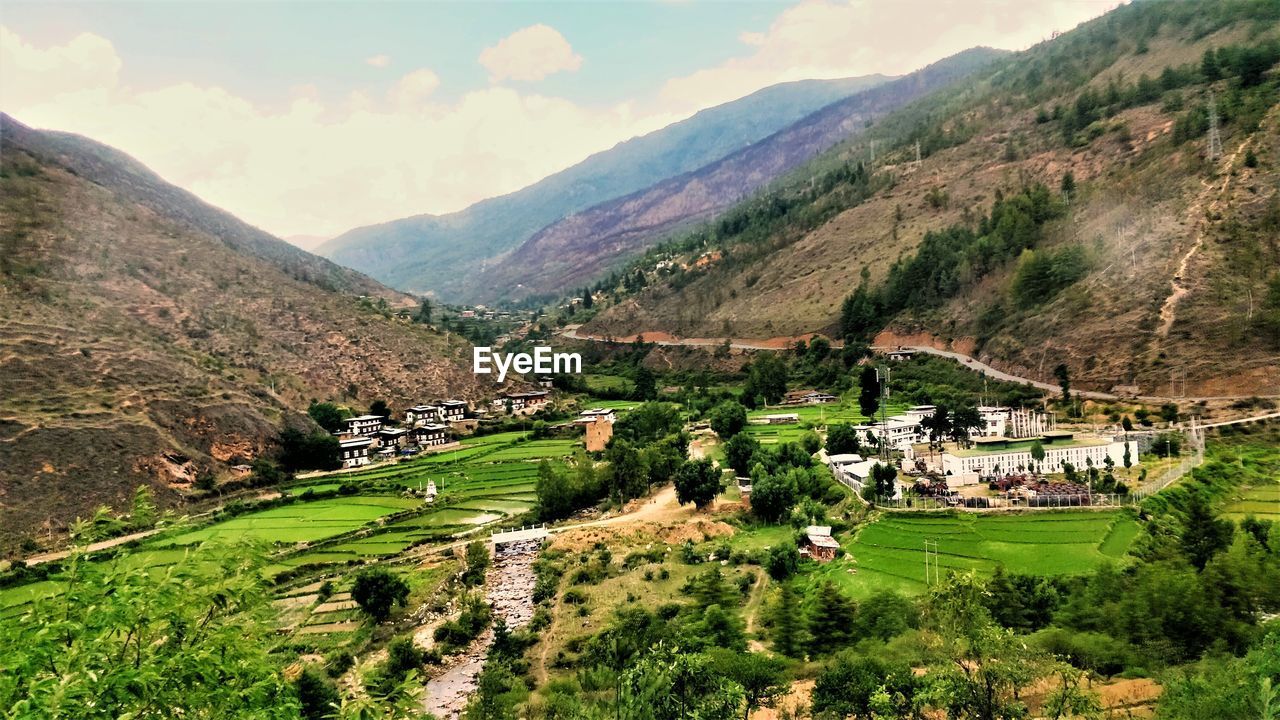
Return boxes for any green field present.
[159,496,422,546]
[1223,483,1280,521]
[806,510,1138,599]
[743,403,906,444]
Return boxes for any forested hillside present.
[581,0,1280,397]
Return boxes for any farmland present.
[807,510,1139,599]
[743,402,906,444]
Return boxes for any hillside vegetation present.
[0,115,486,551]
[582,0,1280,397]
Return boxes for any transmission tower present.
[923,540,940,586]
[869,139,876,165]
[914,140,922,165]
[1207,91,1223,163]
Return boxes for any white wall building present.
[339,437,373,468]
[940,433,1137,477]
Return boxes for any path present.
[1155,121,1260,339]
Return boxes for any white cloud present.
[478,24,582,83]
[659,0,1119,115]
[389,68,440,108]
[0,26,670,239]
[365,53,392,68]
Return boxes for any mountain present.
[475,48,1007,303]
[285,234,331,252]
[581,0,1280,398]
[317,75,890,299]
[0,115,486,551]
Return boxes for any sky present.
[0,0,1120,241]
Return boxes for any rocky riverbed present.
[424,539,540,718]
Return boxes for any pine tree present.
[771,582,806,657]
[807,581,857,655]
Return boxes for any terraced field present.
[808,510,1138,599]
[160,496,422,546]
[1223,483,1280,521]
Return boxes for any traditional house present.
[438,400,468,423]
[405,404,442,427]
[377,427,409,449]
[578,408,617,424]
[801,526,840,562]
[501,390,550,416]
[411,423,449,448]
[781,389,838,405]
[537,376,554,388]
[751,413,800,425]
[339,437,374,468]
[883,348,916,361]
[344,415,384,438]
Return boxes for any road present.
[561,326,1279,404]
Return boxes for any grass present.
[1223,484,1280,521]
[157,496,422,546]
[802,510,1137,600]
[742,403,907,445]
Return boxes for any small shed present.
[802,525,840,562]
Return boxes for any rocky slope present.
[582,1,1280,398]
[318,75,889,300]
[0,115,486,551]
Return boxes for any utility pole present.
[1207,90,1223,163]
[870,140,876,166]
[923,539,939,586]
[914,140,921,165]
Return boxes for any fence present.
[869,493,1135,512]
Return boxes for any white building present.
[339,437,374,468]
[344,415,384,438]
[578,408,617,425]
[854,414,926,450]
[411,423,449,447]
[940,432,1137,477]
[978,406,1009,438]
[405,404,442,426]
[438,400,468,422]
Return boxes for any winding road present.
[561,325,1278,403]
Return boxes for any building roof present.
[340,438,374,448]
[439,399,467,406]
[805,526,840,548]
[347,415,383,422]
[379,428,408,436]
[407,404,439,412]
[827,453,864,464]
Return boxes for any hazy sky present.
[0,1,1119,240]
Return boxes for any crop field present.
[1223,483,1280,521]
[158,496,422,546]
[743,403,908,444]
[583,373,633,394]
[579,397,641,412]
[806,510,1138,599]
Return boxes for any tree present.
[858,366,881,419]
[0,546,301,719]
[130,484,157,530]
[674,458,723,509]
[1122,416,1134,433]
[870,462,898,498]
[766,545,800,581]
[296,665,340,720]
[807,581,857,655]
[606,439,650,501]
[308,401,347,433]
[951,404,983,447]
[633,367,657,401]
[1060,170,1076,197]
[924,405,952,445]
[825,423,862,456]
[462,540,490,586]
[618,644,744,720]
[724,433,761,476]
[745,353,789,406]
[1160,402,1180,424]
[416,298,433,324]
[706,649,789,720]
[581,287,593,309]
[279,428,341,471]
[749,466,797,523]
[771,581,806,657]
[709,401,748,440]
[368,399,391,420]
[351,567,410,622]
[1054,363,1071,407]
[535,460,575,521]
[799,430,821,455]
[1181,494,1234,571]
[813,653,919,720]
[1030,440,1046,473]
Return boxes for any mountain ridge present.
[318,75,891,298]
